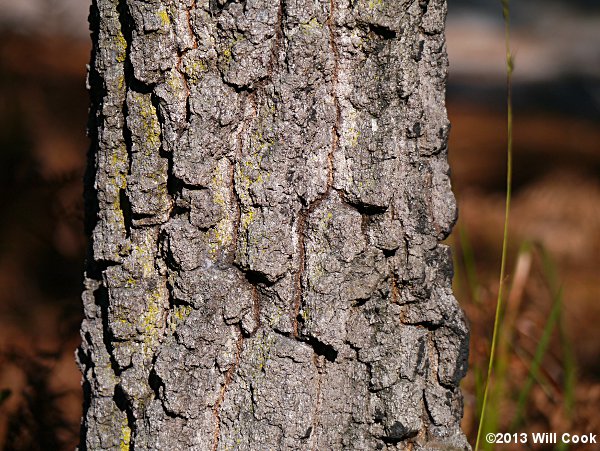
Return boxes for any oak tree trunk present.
[78,0,470,449]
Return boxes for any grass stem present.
[474,1,513,449]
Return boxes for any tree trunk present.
[79,0,470,449]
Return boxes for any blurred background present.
[0,0,598,449]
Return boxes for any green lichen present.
[139,288,165,359]
[131,244,154,278]
[368,0,383,9]
[143,294,162,334]
[308,261,325,288]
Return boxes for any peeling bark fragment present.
[80,0,470,449]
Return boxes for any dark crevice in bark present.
[366,23,398,40]
[169,204,190,218]
[301,336,338,363]
[209,0,238,14]
[351,202,389,216]
[93,285,122,376]
[422,389,437,433]
[148,367,187,419]
[352,297,370,307]
[165,154,188,219]
[381,427,418,444]
[389,265,399,304]
[86,259,118,281]
[382,247,397,258]
[114,384,137,450]
[119,188,133,238]
[117,0,153,94]
[300,426,312,440]
[148,367,162,401]
[221,78,257,94]
[274,0,287,73]
[244,269,274,287]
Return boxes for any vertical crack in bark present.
[272,0,285,74]
[308,354,325,451]
[212,329,244,451]
[292,0,340,337]
[250,284,262,335]
[390,267,399,304]
[292,213,306,337]
[186,1,199,50]
[418,329,439,439]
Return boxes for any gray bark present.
[78,0,470,449]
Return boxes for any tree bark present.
[79,0,470,449]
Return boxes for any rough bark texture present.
[78,0,470,449]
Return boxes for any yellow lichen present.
[301,306,311,322]
[185,59,208,83]
[368,0,383,9]
[168,304,192,332]
[139,103,161,149]
[129,93,161,151]
[120,418,131,451]
[209,160,234,257]
[223,48,232,64]
[115,31,127,63]
[240,208,255,230]
[157,9,170,27]
[300,17,321,34]
[117,75,125,91]
[255,333,276,373]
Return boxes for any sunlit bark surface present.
[78,0,469,449]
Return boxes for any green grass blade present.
[474,1,513,449]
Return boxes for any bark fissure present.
[212,330,244,451]
[292,0,340,338]
[308,354,324,451]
